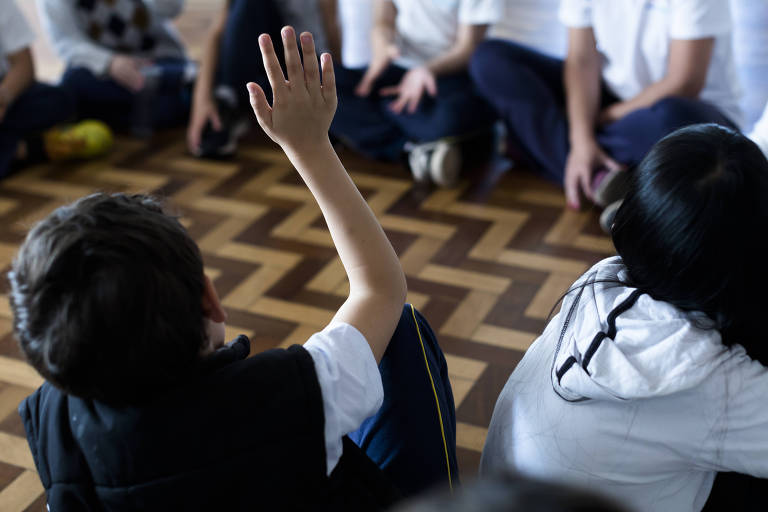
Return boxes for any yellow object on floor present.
[44,120,113,161]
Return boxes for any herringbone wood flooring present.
[1,2,615,509]
[0,130,613,510]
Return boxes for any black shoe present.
[198,86,250,159]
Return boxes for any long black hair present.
[611,123,768,365]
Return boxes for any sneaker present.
[407,143,432,183]
[406,138,462,187]
[429,140,462,188]
[44,120,113,161]
[198,86,250,159]
[599,199,623,234]
[592,167,630,208]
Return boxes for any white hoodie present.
[481,257,768,512]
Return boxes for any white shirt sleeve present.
[669,0,732,40]
[558,0,593,28]
[0,0,35,58]
[458,0,503,26]
[304,322,383,475]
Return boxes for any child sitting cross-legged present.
[13,28,457,511]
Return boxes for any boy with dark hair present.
[13,29,457,510]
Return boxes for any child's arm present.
[247,28,407,362]
[0,47,34,122]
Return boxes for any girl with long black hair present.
[481,123,768,511]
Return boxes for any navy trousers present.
[350,304,458,497]
[217,0,285,109]
[0,82,75,177]
[331,65,497,161]
[61,58,191,131]
[470,39,738,182]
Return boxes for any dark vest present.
[18,337,400,511]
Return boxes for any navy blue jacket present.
[19,337,399,510]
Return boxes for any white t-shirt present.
[338,0,374,69]
[559,0,743,127]
[0,0,35,78]
[392,0,503,69]
[490,0,567,58]
[303,322,383,474]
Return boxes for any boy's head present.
[10,193,227,404]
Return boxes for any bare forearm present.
[0,50,35,105]
[426,45,474,76]
[620,77,700,112]
[427,24,488,76]
[285,140,406,300]
[565,59,601,144]
[285,140,407,360]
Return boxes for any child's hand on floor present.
[247,28,337,154]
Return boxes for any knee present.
[650,97,706,133]
[470,40,510,81]
[470,40,532,92]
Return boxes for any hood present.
[551,257,730,402]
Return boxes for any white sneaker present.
[407,143,432,183]
[406,139,462,187]
[429,140,462,188]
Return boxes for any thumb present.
[247,82,272,129]
[601,153,624,172]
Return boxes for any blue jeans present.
[350,304,458,497]
[470,39,739,182]
[331,65,497,161]
[217,0,285,109]
[0,82,75,177]
[61,58,191,131]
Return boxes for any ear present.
[202,274,227,323]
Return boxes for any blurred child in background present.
[1,0,111,178]
[330,0,501,187]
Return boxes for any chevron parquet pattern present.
[0,131,614,510]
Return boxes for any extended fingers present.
[258,34,287,94]
[320,53,336,104]
[281,26,304,85]
[300,32,320,90]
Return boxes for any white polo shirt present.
[0,0,35,78]
[559,0,743,127]
[490,0,567,58]
[392,0,503,69]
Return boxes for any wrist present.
[569,129,596,148]
[283,136,334,162]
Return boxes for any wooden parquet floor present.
[0,130,614,510]
[1,2,615,508]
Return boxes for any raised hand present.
[247,28,336,152]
